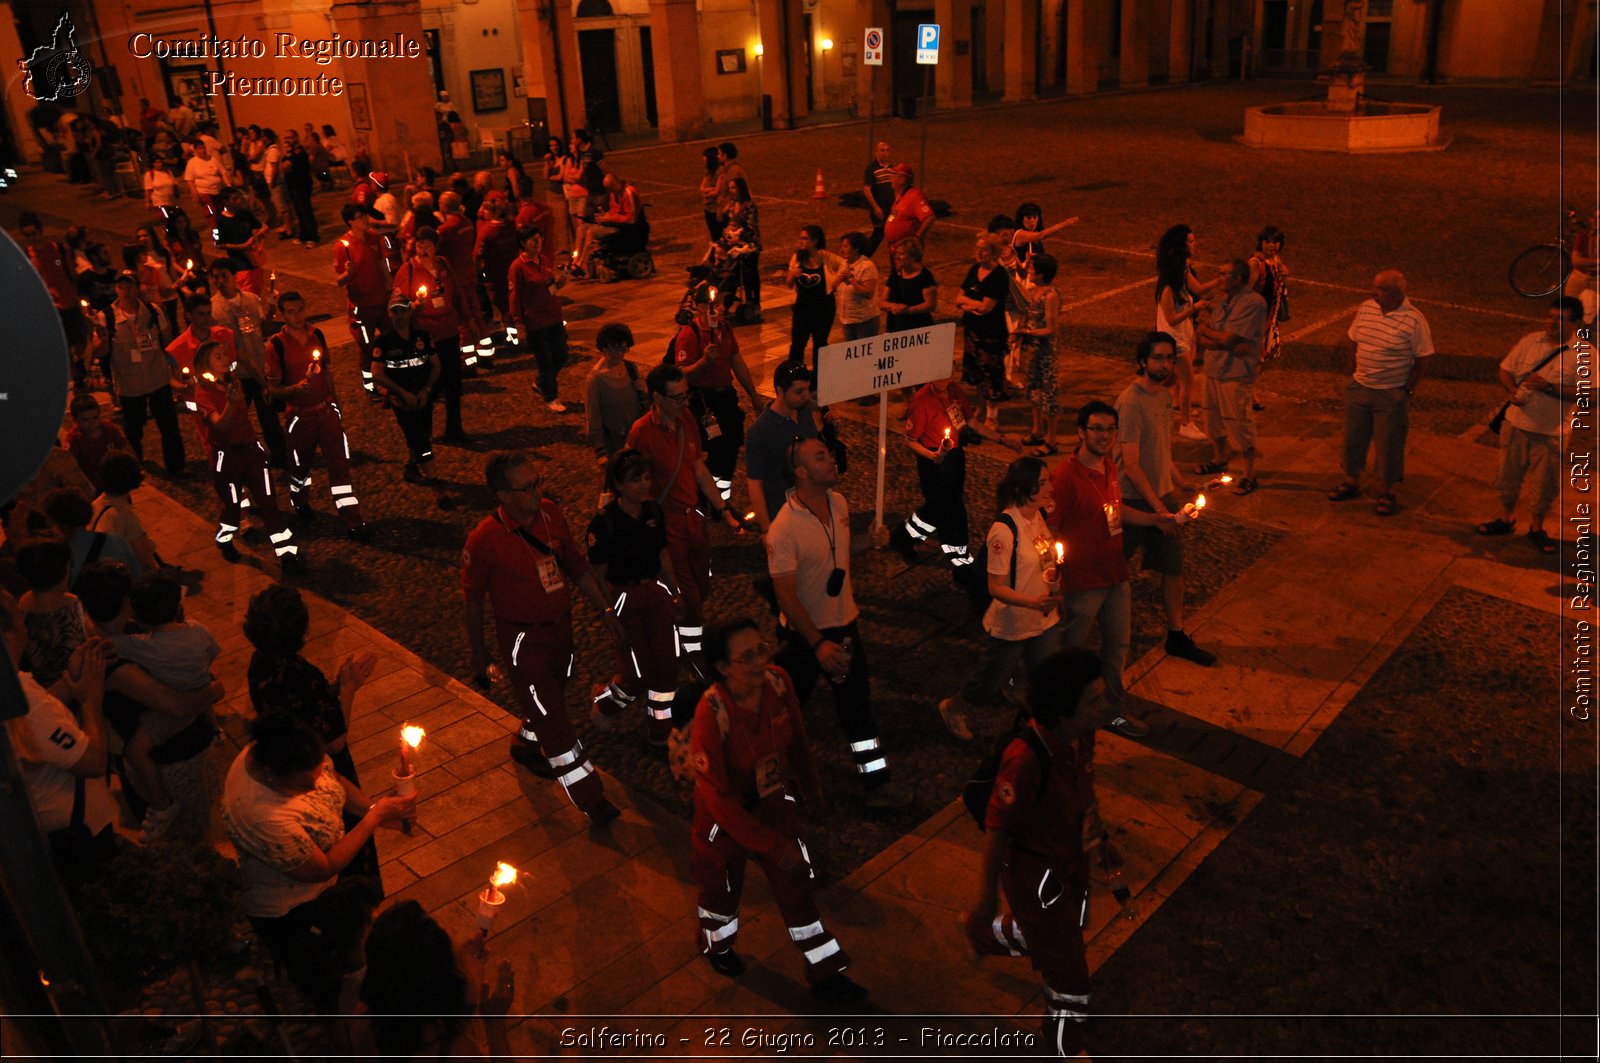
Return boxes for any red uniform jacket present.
[690,667,822,858]
[461,502,590,626]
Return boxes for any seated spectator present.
[1,442,95,543]
[356,900,514,1058]
[14,539,86,688]
[91,453,162,573]
[63,393,131,495]
[222,714,411,1011]
[75,561,223,842]
[244,583,382,884]
[1,593,120,886]
[42,487,143,586]
[112,571,219,842]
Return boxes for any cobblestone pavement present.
[3,79,1591,1055]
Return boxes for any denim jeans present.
[961,622,1064,705]
[1058,581,1131,708]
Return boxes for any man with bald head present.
[1328,270,1434,516]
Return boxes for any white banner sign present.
[815,322,956,406]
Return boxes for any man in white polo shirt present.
[1476,296,1585,554]
[1328,270,1434,516]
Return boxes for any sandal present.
[1527,529,1556,554]
[1374,494,1397,517]
[1231,477,1259,496]
[1328,483,1362,502]
[1195,460,1229,476]
[1476,518,1515,536]
[1031,442,1060,457]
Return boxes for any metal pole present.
[873,389,888,532]
[866,66,876,156]
[917,65,931,190]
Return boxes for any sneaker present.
[810,972,869,1003]
[508,741,556,778]
[706,949,746,978]
[862,783,914,810]
[1178,421,1208,441]
[1164,630,1217,667]
[139,803,181,843]
[889,524,920,566]
[1106,713,1151,739]
[218,542,241,563]
[937,697,974,741]
[545,400,568,413]
[586,797,621,828]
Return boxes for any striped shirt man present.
[1348,297,1434,390]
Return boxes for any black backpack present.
[961,714,1050,830]
[963,513,1018,615]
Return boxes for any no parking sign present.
[864,27,883,66]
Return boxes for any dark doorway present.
[1363,21,1391,72]
[577,29,621,135]
[1263,0,1288,51]
[640,26,658,127]
[970,5,987,98]
[803,13,816,110]
[1056,0,1069,87]
[423,29,445,95]
[892,11,927,116]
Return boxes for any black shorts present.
[1122,496,1184,576]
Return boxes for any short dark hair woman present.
[686,617,865,1001]
[586,448,681,742]
[222,712,411,1011]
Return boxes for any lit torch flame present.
[401,724,425,750]
[1195,494,1207,511]
[416,285,428,299]
[1053,541,1065,565]
[201,371,217,383]
[491,862,518,891]
[185,259,194,271]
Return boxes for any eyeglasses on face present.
[728,641,775,666]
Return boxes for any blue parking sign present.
[916,23,940,65]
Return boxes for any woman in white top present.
[1155,224,1217,441]
[143,157,181,217]
[937,457,1063,740]
[223,713,411,1010]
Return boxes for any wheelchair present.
[589,216,654,283]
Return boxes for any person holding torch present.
[935,457,1064,741]
[1114,332,1216,667]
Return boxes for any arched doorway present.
[576,0,622,135]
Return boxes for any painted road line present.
[1062,277,1156,312]
[1283,304,1364,343]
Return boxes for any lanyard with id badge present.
[498,512,567,594]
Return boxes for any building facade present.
[3,0,1594,170]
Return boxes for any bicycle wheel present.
[1509,243,1572,298]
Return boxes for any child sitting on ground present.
[112,570,220,841]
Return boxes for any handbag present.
[1488,343,1566,434]
[1277,289,1290,322]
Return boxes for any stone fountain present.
[1240,0,1447,154]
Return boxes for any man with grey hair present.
[1328,270,1434,516]
[1194,258,1266,494]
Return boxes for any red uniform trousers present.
[495,619,604,813]
[211,441,297,556]
[284,401,363,528]
[690,796,848,986]
[986,848,1091,1057]
[664,508,712,659]
[348,303,386,392]
[595,580,678,741]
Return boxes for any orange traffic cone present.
[812,167,826,200]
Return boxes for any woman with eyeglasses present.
[688,617,866,1002]
[587,448,682,744]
